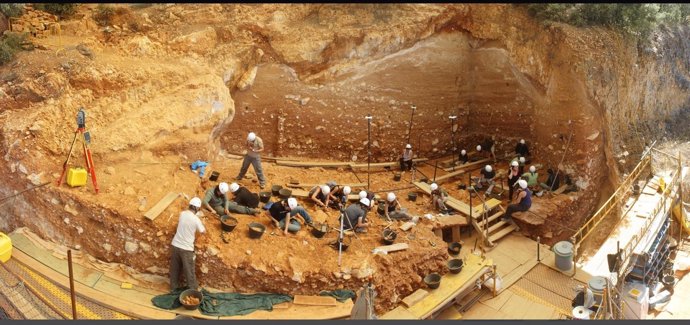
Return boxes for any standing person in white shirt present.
[170,197,206,291]
[399,144,413,171]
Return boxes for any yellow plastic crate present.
[0,232,11,263]
[66,167,88,187]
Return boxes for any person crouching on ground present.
[268,197,314,235]
[170,197,206,291]
[228,182,260,212]
[430,183,450,214]
[503,179,531,231]
[343,197,371,233]
[476,165,496,198]
[522,165,541,194]
[540,168,561,193]
[384,192,411,221]
[458,149,469,165]
[330,185,351,210]
[203,182,259,217]
[309,184,333,209]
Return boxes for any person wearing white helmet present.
[430,183,450,214]
[203,182,259,217]
[458,149,469,165]
[342,197,371,233]
[309,184,333,209]
[522,165,540,192]
[235,132,267,189]
[329,184,351,209]
[228,182,260,211]
[400,144,414,171]
[507,160,521,201]
[383,192,411,221]
[268,197,314,234]
[476,165,496,197]
[515,139,530,157]
[170,197,206,291]
[503,179,531,231]
[511,156,527,174]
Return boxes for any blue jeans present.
[279,206,313,232]
[237,155,266,186]
[279,218,302,232]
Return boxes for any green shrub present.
[93,4,115,26]
[0,33,26,65]
[34,3,78,18]
[0,3,24,18]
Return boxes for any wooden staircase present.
[471,204,516,247]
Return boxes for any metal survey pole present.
[67,250,77,320]
[366,115,373,190]
[449,115,457,171]
[407,105,416,145]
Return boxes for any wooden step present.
[477,210,504,228]
[487,220,508,234]
[488,224,517,244]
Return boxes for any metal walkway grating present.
[509,264,586,316]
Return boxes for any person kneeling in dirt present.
[458,149,469,165]
[170,197,206,291]
[503,179,531,231]
[522,165,541,195]
[384,192,411,221]
[203,182,260,217]
[342,197,371,233]
[329,185,351,210]
[430,183,451,214]
[540,168,561,193]
[228,182,260,210]
[400,144,414,171]
[309,184,333,209]
[475,165,496,198]
[268,197,314,234]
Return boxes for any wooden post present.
[492,264,497,297]
[67,250,77,320]
[570,236,578,278]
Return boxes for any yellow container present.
[66,167,88,187]
[0,232,12,263]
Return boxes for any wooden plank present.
[552,185,568,195]
[434,306,463,320]
[374,243,409,253]
[436,159,491,182]
[400,222,416,231]
[380,305,418,319]
[402,289,430,308]
[350,158,428,169]
[275,160,352,168]
[219,299,354,320]
[10,249,176,320]
[451,226,461,242]
[144,192,180,221]
[488,224,517,244]
[285,183,366,189]
[435,215,468,228]
[293,295,337,306]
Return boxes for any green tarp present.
[320,289,357,303]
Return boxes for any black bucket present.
[420,177,429,183]
[271,185,283,196]
[408,192,418,201]
[209,171,220,182]
[311,223,328,238]
[448,259,464,274]
[248,222,266,239]
[458,183,467,190]
[424,273,441,289]
[448,242,462,256]
[179,289,203,310]
[393,173,402,181]
[662,275,675,291]
[278,188,292,200]
[259,192,271,203]
[382,229,397,245]
[220,215,238,232]
[377,202,386,216]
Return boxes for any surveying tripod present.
[56,108,99,193]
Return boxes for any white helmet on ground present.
[529,165,536,173]
[321,185,331,195]
[461,149,466,155]
[359,191,367,199]
[406,144,412,149]
[229,182,240,193]
[518,179,528,189]
[485,165,492,172]
[387,192,396,202]
[519,157,525,163]
[343,186,351,195]
[189,197,202,208]
[430,183,438,191]
[287,197,298,209]
[218,182,229,194]
[511,161,519,167]
[360,197,371,207]
[476,145,482,151]
[247,132,256,141]
[520,139,525,144]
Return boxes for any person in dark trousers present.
[503,179,531,231]
[342,198,371,233]
[228,182,259,209]
[235,132,267,189]
[483,135,496,162]
[458,149,469,165]
[384,192,411,220]
[476,165,496,197]
[507,160,521,201]
[170,197,206,291]
[515,139,530,157]
[400,144,413,171]
[329,185,351,210]
[309,184,333,209]
[540,168,561,192]
[267,198,314,234]
[202,182,259,216]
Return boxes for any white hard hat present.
[518,179,528,189]
[343,186,351,195]
[360,197,370,207]
[529,165,536,173]
[359,191,367,199]
[321,185,331,195]
[430,183,438,191]
[406,144,412,149]
[229,182,240,193]
[189,197,202,208]
[485,165,492,172]
[218,182,229,194]
[511,161,519,167]
[287,197,298,209]
[387,192,396,202]
[461,149,466,155]
[520,139,525,144]
[247,132,256,141]
[519,157,525,163]
[476,145,482,151]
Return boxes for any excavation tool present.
[56,108,99,193]
[406,105,416,145]
[337,207,346,266]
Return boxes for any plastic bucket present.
[220,215,238,232]
[271,185,283,196]
[424,273,441,289]
[553,241,574,271]
[393,173,401,181]
[179,289,203,310]
[448,259,464,274]
[408,192,418,201]
[248,223,266,239]
[447,242,462,256]
[278,189,292,200]
[382,229,397,245]
[588,276,607,307]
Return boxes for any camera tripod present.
[56,108,99,193]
